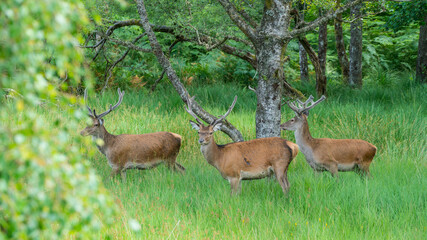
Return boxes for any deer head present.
[80,88,125,137]
[185,95,237,145]
[280,95,325,131]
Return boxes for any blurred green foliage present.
[0,0,119,238]
[384,0,426,32]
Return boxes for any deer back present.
[213,137,298,178]
[311,138,376,164]
[106,132,182,167]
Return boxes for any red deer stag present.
[80,88,185,180]
[281,96,376,177]
[185,95,298,195]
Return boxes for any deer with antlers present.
[80,88,185,180]
[281,96,377,177]
[186,95,298,195]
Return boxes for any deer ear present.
[189,120,200,130]
[99,118,104,125]
[212,122,223,132]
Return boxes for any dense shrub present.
[0,0,119,238]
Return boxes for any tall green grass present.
[21,79,427,239]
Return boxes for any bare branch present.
[79,40,105,49]
[206,37,229,51]
[83,18,257,70]
[150,69,166,93]
[81,20,174,60]
[216,0,257,43]
[248,85,256,92]
[337,6,387,23]
[102,33,147,92]
[97,32,151,52]
[237,8,258,29]
[226,35,253,47]
[218,44,257,68]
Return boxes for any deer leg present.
[120,169,127,181]
[229,177,241,195]
[323,161,338,178]
[174,162,186,174]
[357,162,371,178]
[165,153,185,174]
[313,169,323,176]
[274,164,290,195]
[110,167,122,178]
[165,159,185,174]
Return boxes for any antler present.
[287,95,325,115]
[296,95,314,108]
[185,95,204,125]
[84,88,95,117]
[96,88,125,119]
[212,96,238,126]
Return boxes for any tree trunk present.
[255,40,286,138]
[318,9,328,76]
[349,0,363,87]
[298,2,309,82]
[253,1,292,138]
[334,0,350,83]
[299,43,309,82]
[299,37,327,96]
[135,0,244,142]
[416,14,427,83]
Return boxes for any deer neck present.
[294,118,314,152]
[92,126,116,155]
[200,137,222,169]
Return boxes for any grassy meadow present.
[39,79,425,239]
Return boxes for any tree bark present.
[349,0,363,87]
[254,39,287,138]
[299,37,327,96]
[135,0,244,142]
[318,9,328,77]
[334,0,350,83]
[416,14,427,83]
[252,1,293,138]
[298,2,309,82]
[299,42,309,82]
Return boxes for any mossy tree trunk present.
[349,0,363,87]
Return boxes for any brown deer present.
[80,88,185,180]
[185,95,298,195]
[280,95,377,177]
